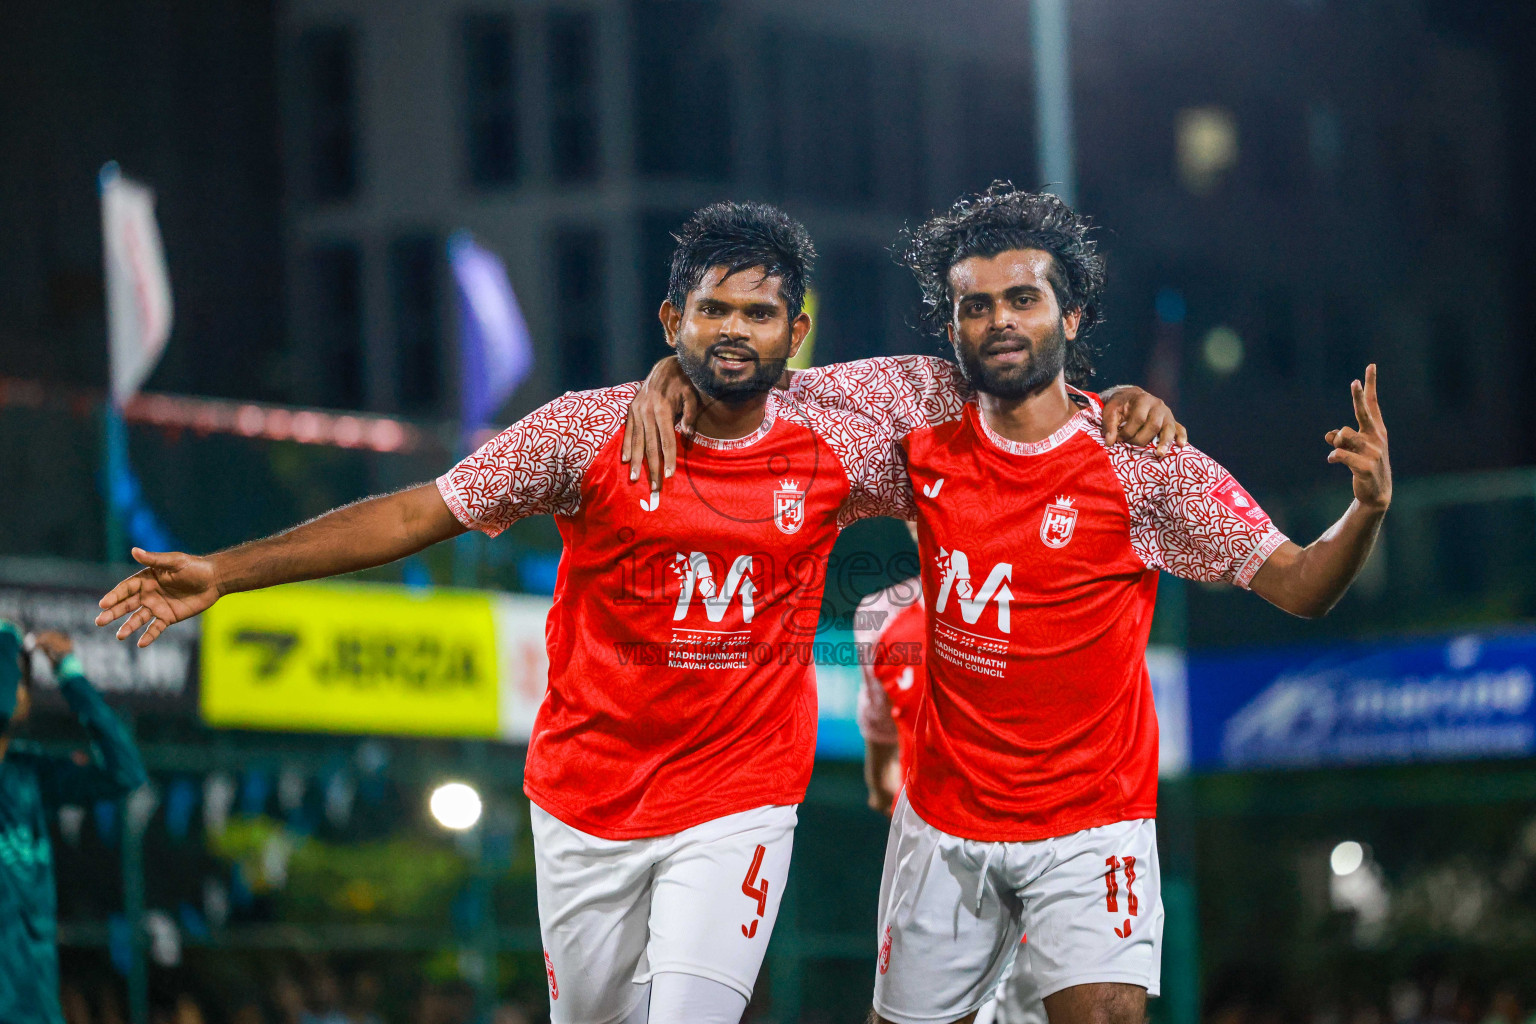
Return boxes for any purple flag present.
[450,231,534,437]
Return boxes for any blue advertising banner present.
[1188,630,1536,771]
[815,631,1190,770]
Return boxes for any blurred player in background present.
[626,183,1391,1024]
[851,524,923,817]
[0,623,147,1024]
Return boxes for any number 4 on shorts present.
[1105,855,1138,938]
[741,844,769,938]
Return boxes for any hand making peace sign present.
[1324,363,1391,512]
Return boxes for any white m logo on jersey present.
[933,548,1013,633]
[673,552,756,623]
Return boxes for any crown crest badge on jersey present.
[773,479,805,535]
[1040,494,1078,549]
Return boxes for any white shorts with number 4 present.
[531,802,796,1024]
[874,793,1163,1024]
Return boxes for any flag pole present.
[99,162,127,567]
[102,401,129,566]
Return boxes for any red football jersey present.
[791,357,1287,841]
[438,385,911,839]
[852,582,927,773]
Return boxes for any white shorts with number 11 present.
[874,794,1163,1024]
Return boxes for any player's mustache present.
[981,332,1035,356]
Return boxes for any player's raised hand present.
[1325,364,1391,511]
[620,356,700,496]
[1100,386,1189,457]
[95,547,221,647]
[30,631,74,666]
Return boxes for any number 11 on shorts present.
[741,844,769,938]
[1105,855,1138,938]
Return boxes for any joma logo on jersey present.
[933,548,1013,633]
[1040,495,1078,549]
[672,552,756,622]
[773,479,805,535]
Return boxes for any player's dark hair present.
[667,202,816,320]
[898,182,1106,383]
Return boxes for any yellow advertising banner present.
[201,583,504,738]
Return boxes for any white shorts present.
[531,802,797,1024]
[873,794,1163,1024]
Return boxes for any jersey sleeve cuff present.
[55,653,87,682]
[1234,528,1289,589]
[435,474,506,539]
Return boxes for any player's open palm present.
[1325,363,1391,511]
[95,547,220,647]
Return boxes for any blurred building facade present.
[272,0,1521,490]
[0,0,1530,560]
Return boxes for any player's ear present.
[658,301,681,351]
[1063,307,1083,341]
[787,311,812,359]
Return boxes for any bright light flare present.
[1330,840,1365,876]
[429,782,483,830]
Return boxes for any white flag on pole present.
[100,162,174,405]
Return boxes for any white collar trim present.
[688,391,780,451]
[973,402,1089,456]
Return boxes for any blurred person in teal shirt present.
[0,621,147,1024]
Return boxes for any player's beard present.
[955,318,1067,400]
[676,341,787,403]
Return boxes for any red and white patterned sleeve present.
[784,400,915,527]
[787,355,970,437]
[1107,443,1290,589]
[852,587,901,745]
[436,384,636,537]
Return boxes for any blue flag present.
[450,232,533,441]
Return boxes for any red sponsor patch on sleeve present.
[1208,474,1271,529]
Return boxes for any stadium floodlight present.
[429,782,483,831]
[1330,840,1365,877]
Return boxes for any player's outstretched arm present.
[96,483,466,647]
[1250,364,1391,618]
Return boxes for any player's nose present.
[988,305,1018,332]
[719,310,753,340]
